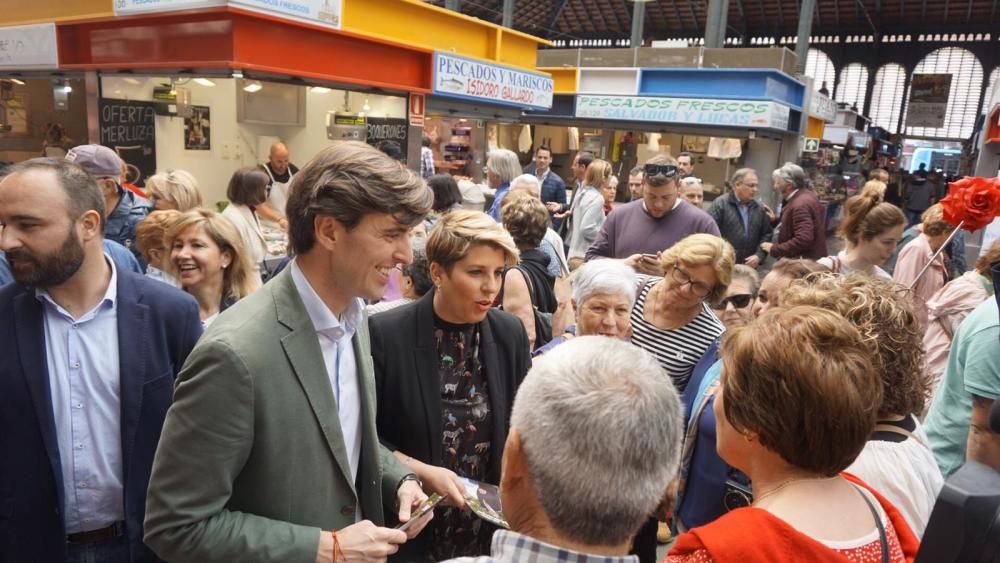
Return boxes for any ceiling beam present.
[547,0,571,33]
[735,0,748,38]
[777,0,785,31]
[967,0,974,24]
[921,0,928,24]
[943,0,950,22]
[688,1,701,33]
[814,0,822,27]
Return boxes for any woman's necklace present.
[752,475,840,506]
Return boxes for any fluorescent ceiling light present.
[363,97,371,112]
[193,78,216,87]
[122,77,141,85]
[63,84,73,93]
[311,86,332,93]
[10,78,25,85]
[243,80,263,93]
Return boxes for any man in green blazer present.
[144,142,436,562]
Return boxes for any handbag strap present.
[853,484,890,563]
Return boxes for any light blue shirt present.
[737,201,751,236]
[37,255,123,534]
[289,260,363,519]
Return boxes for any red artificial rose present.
[939,176,1000,232]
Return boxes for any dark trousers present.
[67,535,130,563]
[629,517,658,563]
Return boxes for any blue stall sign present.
[433,52,554,110]
[575,94,792,131]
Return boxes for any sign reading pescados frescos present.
[575,95,792,131]
[432,53,554,110]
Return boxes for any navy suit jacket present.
[0,270,201,562]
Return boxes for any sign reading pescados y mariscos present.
[433,53,554,110]
[575,95,792,131]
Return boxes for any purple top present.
[585,199,721,260]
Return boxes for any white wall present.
[100,76,405,206]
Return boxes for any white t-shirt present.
[818,251,892,280]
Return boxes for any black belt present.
[66,521,125,544]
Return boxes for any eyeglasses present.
[670,266,714,298]
[710,293,754,310]
[644,163,678,179]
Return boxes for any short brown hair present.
[921,204,954,237]
[226,167,269,207]
[136,209,182,262]
[501,191,549,250]
[643,153,679,187]
[837,192,906,245]
[286,142,432,255]
[660,234,736,302]
[975,239,1000,274]
[167,209,258,301]
[782,273,930,417]
[721,306,882,475]
[425,209,518,271]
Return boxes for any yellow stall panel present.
[343,0,547,71]
[0,0,111,25]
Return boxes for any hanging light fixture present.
[243,80,263,93]
[193,78,216,87]
[363,97,371,112]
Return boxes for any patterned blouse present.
[431,315,494,560]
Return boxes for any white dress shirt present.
[38,255,123,533]
[289,260,363,519]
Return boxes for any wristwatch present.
[396,473,423,492]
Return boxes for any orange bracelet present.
[330,529,344,563]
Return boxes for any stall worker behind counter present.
[257,141,298,230]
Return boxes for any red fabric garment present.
[666,473,920,563]
[123,182,148,199]
[770,188,827,260]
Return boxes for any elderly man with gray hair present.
[445,336,684,563]
[760,162,827,260]
[510,173,570,277]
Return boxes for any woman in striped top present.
[630,234,735,393]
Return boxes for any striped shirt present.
[630,275,725,393]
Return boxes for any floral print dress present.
[430,315,494,560]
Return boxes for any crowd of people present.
[0,138,998,563]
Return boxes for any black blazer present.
[369,290,531,487]
[0,270,202,562]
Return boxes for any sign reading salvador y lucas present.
[575,95,792,131]
[433,53,554,110]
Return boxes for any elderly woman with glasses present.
[533,259,637,356]
[710,264,759,330]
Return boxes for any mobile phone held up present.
[395,493,445,532]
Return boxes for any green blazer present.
[144,269,411,562]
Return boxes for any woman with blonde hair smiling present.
[146,169,203,211]
[370,209,530,560]
[782,273,941,537]
[168,209,257,327]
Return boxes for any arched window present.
[904,47,984,139]
[836,63,869,112]
[870,64,908,133]
[805,49,837,93]
[986,67,1000,109]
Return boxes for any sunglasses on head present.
[644,163,678,178]
[710,293,754,310]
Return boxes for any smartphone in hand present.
[396,493,445,532]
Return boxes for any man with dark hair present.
[377,139,405,163]
[145,142,434,562]
[585,154,720,274]
[0,158,202,562]
[548,151,594,237]
[677,152,695,177]
[533,145,566,211]
[628,166,644,200]
[66,144,151,268]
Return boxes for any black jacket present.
[369,292,530,559]
[707,192,774,264]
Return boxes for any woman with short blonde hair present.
[370,209,530,560]
[167,209,257,326]
[146,169,203,211]
[892,203,955,326]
